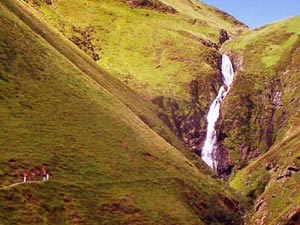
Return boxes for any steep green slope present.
[30,0,245,100]
[22,0,247,153]
[219,17,300,171]
[222,17,300,224]
[0,0,245,224]
[231,127,300,224]
[25,0,241,99]
[3,0,201,165]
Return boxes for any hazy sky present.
[201,0,300,28]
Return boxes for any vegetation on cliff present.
[0,0,246,224]
[20,0,247,154]
[2,0,300,223]
[221,17,300,170]
[223,16,300,224]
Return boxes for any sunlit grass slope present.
[23,0,248,156]
[220,16,300,169]
[0,0,244,224]
[224,17,300,224]
[25,0,246,103]
[4,0,200,161]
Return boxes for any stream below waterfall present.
[201,55,234,169]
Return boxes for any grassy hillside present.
[0,0,245,224]
[20,0,247,151]
[3,0,201,162]
[24,0,246,99]
[222,17,300,224]
[220,16,300,170]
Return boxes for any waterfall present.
[201,55,234,169]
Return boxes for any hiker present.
[46,171,49,181]
[23,172,28,183]
[41,165,48,182]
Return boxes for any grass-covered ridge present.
[24,0,247,101]
[0,0,245,224]
[224,17,300,224]
[220,16,300,170]
[22,0,247,154]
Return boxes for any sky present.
[201,0,300,28]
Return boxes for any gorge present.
[1,0,300,224]
[202,55,235,170]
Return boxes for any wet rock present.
[215,63,282,177]
[223,51,244,72]
[215,144,233,180]
[151,79,213,156]
[264,78,282,148]
[218,29,230,45]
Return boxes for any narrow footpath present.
[0,181,42,190]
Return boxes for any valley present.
[0,0,300,224]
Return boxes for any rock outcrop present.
[223,51,244,72]
[218,29,230,45]
[23,0,55,5]
[211,51,283,178]
[69,26,100,62]
[152,70,224,157]
[276,163,300,182]
[125,0,177,14]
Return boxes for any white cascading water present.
[201,55,234,169]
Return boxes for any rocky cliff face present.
[225,17,300,224]
[150,30,240,163]
[218,29,230,45]
[19,0,247,172]
[212,52,283,179]
[152,79,218,156]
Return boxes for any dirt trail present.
[0,181,42,190]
